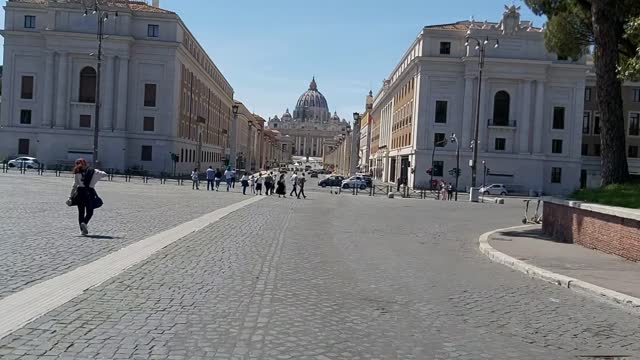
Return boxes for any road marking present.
[0,196,264,340]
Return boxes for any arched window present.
[493,91,510,126]
[79,67,97,103]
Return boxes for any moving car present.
[318,175,344,187]
[341,176,367,190]
[480,184,508,196]
[8,157,40,169]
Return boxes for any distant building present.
[268,78,350,162]
[0,0,235,174]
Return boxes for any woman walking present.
[67,158,106,236]
[276,174,287,198]
[191,168,199,190]
[249,175,256,194]
[240,173,250,195]
[214,168,222,191]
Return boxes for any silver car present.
[8,157,40,169]
[480,184,508,196]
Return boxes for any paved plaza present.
[0,173,639,359]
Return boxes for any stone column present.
[461,76,474,151]
[519,80,532,153]
[102,55,115,130]
[41,51,55,128]
[115,56,129,131]
[478,77,488,151]
[54,51,69,128]
[533,80,545,153]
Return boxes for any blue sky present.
[0,0,542,122]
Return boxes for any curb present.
[479,225,640,313]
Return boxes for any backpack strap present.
[82,169,95,188]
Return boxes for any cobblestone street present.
[1,175,639,359]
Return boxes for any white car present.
[480,184,508,196]
[341,176,367,189]
[8,157,40,169]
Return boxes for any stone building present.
[0,0,235,175]
[267,77,350,161]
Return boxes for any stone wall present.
[543,199,640,262]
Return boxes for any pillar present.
[102,55,115,130]
[533,80,545,153]
[41,51,55,128]
[54,51,69,128]
[115,56,129,131]
[478,77,488,151]
[461,76,474,151]
[519,80,532,153]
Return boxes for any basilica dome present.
[293,77,331,122]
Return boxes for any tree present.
[525,0,640,185]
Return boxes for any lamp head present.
[494,39,499,48]
[232,104,239,115]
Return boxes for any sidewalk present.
[482,225,640,309]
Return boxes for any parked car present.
[318,175,344,187]
[480,184,508,196]
[341,176,367,189]
[309,171,318,178]
[8,157,40,169]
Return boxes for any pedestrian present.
[264,172,274,196]
[440,181,447,201]
[249,175,256,194]
[297,173,307,199]
[66,158,107,236]
[447,182,454,201]
[191,168,199,190]
[241,173,250,195]
[224,166,233,192]
[289,172,299,197]
[255,173,264,195]
[276,174,287,198]
[231,169,237,189]
[214,168,222,191]
[206,166,215,191]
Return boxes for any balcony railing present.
[488,119,517,128]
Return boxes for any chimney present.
[152,0,160,7]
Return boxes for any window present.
[494,138,506,151]
[594,144,601,156]
[21,76,34,99]
[20,110,32,125]
[24,15,35,29]
[594,112,601,134]
[433,161,444,177]
[629,146,639,158]
[634,88,640,103]
[141,145,153,161]
[439,42,451,55]
[79,115,91,128]
[144,84,157,107]
[18,139,29,155]
[79,67,97,103]
[435,100,447,123]
[493,91,510,126]
[557,55,568,61]
[147,24,159,38]
[553,106,565,129]
[585,88,592,102]
[143,117,155,131]
[552,139,563,154]
[434,133,446,147]
[582,112,591,134]
[582,144,589,156]
[629,112,640,136]
[551,167,562,183]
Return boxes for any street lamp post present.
[450,133,460,201]
[231,104,239,170]
[465,31,499,193]
[352,112,361,177]
[84,3,117,167]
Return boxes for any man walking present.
[224,166,233,192]
[264,172,274,196]
[297,173,307,199]
[289,172,299,197]
[206,166,215,191]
